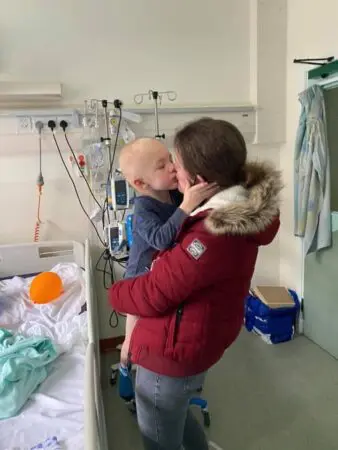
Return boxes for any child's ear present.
[134,178,147,190]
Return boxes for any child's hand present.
[180,177,219,214]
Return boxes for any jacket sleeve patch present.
[186,239,206,260]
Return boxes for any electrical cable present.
[112,258,127,270]
[61,123,102,211]
[95,248,109,274]
[103,257,111,289]
[34,122,44,242]
[121,209,126,221]
[95,248,120,329]
[102,197,109,230]
[33,191,42,242]
[95,249,111,287]
[48,121,105,246]
[109,310,119,329]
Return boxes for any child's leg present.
[119,314,138,404]
[121,314,138,366]
[135,366,209,450]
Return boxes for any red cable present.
[33,185,43,242]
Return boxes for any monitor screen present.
[115,179,128,206]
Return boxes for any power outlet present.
[32,117,58,133]
[17,117,32,133]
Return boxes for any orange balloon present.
[29,272,64,304]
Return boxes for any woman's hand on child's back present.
[180,177,219,214]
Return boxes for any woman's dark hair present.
[174,117,247,188]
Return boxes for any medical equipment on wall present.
[109,170,130,211]
[33,121,44,242]
[134,89,177,139]
[80,100,135,260]
[105,221,128,260]
[27,98,137,278]
[82,99,141,198]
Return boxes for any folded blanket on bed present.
[0,328,58,419]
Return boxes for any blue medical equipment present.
[109,172,129,211]
[126,214,134,248]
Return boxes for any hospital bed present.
[0,240,108,450]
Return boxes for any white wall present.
[0,129,91,244]
[246,0,287,286]
[280,0,338,292]
[0,0,251,106]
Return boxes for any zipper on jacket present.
[173,304,184,346]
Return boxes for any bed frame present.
[0,240,108,450]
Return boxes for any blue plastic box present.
[244,289,300,344]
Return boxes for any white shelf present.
[0,82,62,104]
[128,104,257,115]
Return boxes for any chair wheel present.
[126,399,137,414]
[203,410,211,428]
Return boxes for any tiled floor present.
[101,330,338,450]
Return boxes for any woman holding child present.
[109,117,281,450]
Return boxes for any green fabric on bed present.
[0,328,58,419]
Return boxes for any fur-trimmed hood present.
[191,162,283,236]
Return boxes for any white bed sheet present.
[0,262,89,450]
[0,345,85,450]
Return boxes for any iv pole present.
[134,90,177,139]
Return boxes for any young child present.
[110,118,281,450]
[119,137,218,369]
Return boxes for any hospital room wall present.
[279,0,338,292]
[0,0,252,106]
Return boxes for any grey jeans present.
[135,366,209,450]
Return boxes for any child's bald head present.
[120,138,159,182]
[119,138,177,193]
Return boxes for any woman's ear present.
[196,175,207,184]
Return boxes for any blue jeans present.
[136,366,209,450]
